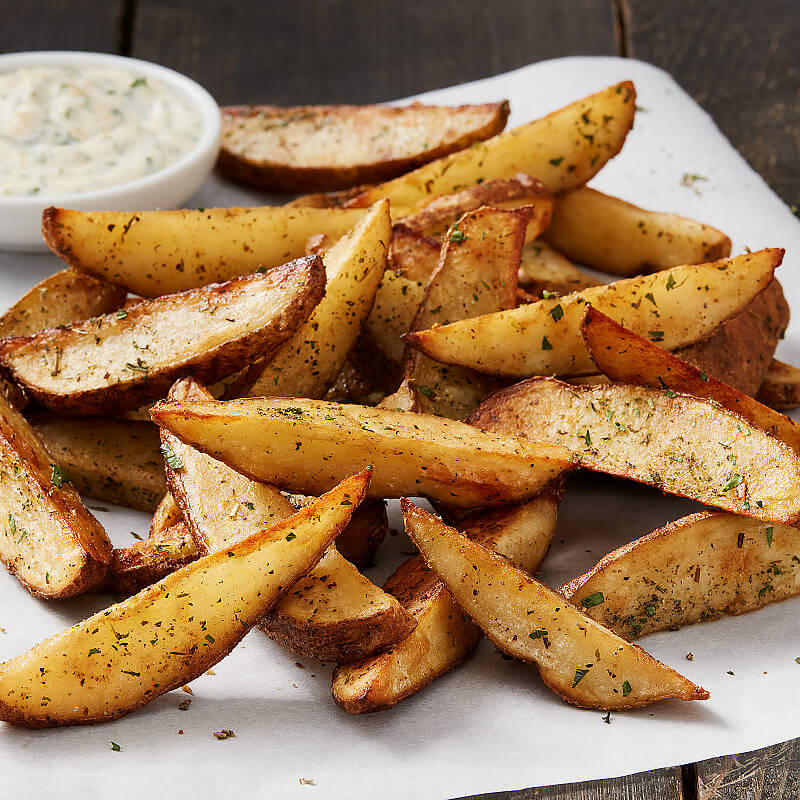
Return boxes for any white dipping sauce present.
[0,66,203,197]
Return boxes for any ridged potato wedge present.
[332,491,559,713]
[405,248,782,378]
[348,82,636,208]
[402,501,708,710]
[758,359,800,411]
[517,239,602,296]
[246,200,391,398]
[544,187,731,276]
[0,256,325,416]
[560,511,800,638]
[0,391,111,598]
[151,396,575,509]
[43,205,369,296]
[469,376,800,524]
[218,102,509,192]
[0,470,370,728]
[581,306,800,452]
[30,414,166,511]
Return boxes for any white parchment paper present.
[0,56,797,799]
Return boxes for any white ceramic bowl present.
[0,51,221,252]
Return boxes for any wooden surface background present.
[2,2,799,798]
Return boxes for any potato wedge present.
[104,522,199,596]
[0,256,325,415]
[0,470,370,728]
[758,359,800,411]
[469,376,800,524]
[323,359,385,406]
[246,200,391,398]
[402,501,708,710]
[517,240,602,296]
[404,249,782,378]
[543,187,731,276]
[406,206,529,418]
[581,306,800,453]
[149,491,183,538]
[332,499,388,569]
[560,511,800,638]
[386,225,441,283]
[0,391,111,598]
[218,102,509,192]
[332,491,559,713]
[348,82,636,208]
[376,378,422,412]
[42,205,369,296]
[152,396,575,509]
[30,414,166,512]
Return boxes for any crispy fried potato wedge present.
[405,249,782,378]
[0,256,325,415]
[0,471,370,728]
[323,359,385,406]
[30,414,166,512]
[406,206,529,418]
[560,511,800,638]
[582,306,800,453]
[544,187,731,276]
[470,376,800,524]
[402,501,708,710]
[149,492,183,538]
[152,396,575,509]
[386,225,441,283]
[42,205,369,296]
[332,491,559,713]
[376,379,422,412]
[218,102,509,192]
[758,359,800,411]
[104,522,199,596]
[246,201,391,398]
[517,239,602,296]
[348,82,636,208]
[0,391,111,598]
[333,499,388,569]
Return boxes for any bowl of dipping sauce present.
[0,51,221,251]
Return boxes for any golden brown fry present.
[758,359,800,411]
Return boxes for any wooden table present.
[3,2,798,797]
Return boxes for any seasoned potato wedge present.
[758,359,800,411]
[0,470,370,728]
[246,201,391,398]
[149,492,183,538]
[30,414,166,512]
[544,187,731,275]
[582,306,800,453]
[402,501,708,710]
[152,396,575,509]
[333,499,388,569]
[0,256,325,415]
[43,205,368,296]
[405,249,782,378]
[560,511,800,638]
[332,491,559,713]
[0,391,111,598]
[348,82,636,207]
[470,376,800,524]
[218,102,509,192]
[517,239,602,296]
[323,359,385,406]
[386,225,441,283]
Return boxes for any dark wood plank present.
[0,0,126,54]
[627,0,799,205]
[131,0,616,105]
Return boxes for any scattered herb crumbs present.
[130,77,147,88]
[115,309,128,319]
[110,741,121,752]
[541,336,553,351]
[549,157,564,166]
[722,474,742,492]
[205,634,215,643]
[50,464,69,487]
[583,429,592,447]
[541,289,557,299]
[550,303,564,322]
[581,592,604,608]
[418,385,434,398]
[727,671,734,676]
[572,667,590,688]
[449,230,466,243]
[244,502,255,511]
[766,527,774,547]
[213,729,235,740]
[285,532,297,541]
[160,441,183,470]
[529,629,548,639]
[648,330,664,342]
[644,292,657,306]
[299,778,316,786]
[686,652,694,661]
[665,273,676,291]
[178,699,191,711]
[622,680,632,697]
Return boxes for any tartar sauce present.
[0,66,203,197]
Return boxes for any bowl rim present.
[0,50,221,208]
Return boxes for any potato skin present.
[757,359,800,411]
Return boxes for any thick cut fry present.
[30,414,166,512]
[246,201,391,398]
[0,256,325,415]
[405,249,782,378]
[0,391,111,598]
[42,205,369,296]
[758,359,800,411]
[332,492,559,713]
[581,306,800,453]
[348,82,636,208]
[406,206,529,418]
[517,239,602,296]
[470,376,800,524]
[544,187,731,275]
[402,502,708,710]
[153,396,574,508]
[218,102,509,192]
[0,471,370,728]
[560,511,800,638]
